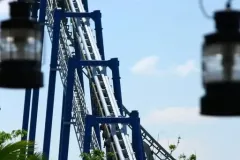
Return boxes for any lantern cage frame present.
[201,9,240,116]
[0,1,43,89]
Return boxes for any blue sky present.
[0,0,240,160]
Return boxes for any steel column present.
[82,0,89,12]
[43,9,62,160]
[108,58,123,116]
[130,111,145,159]
[22,89,31,141]
[58,91,66,160]
[73,30,84,93]
[58,58,75,160]
[90,10,105,115]
[43,9,95,160]
[92,10,105,60]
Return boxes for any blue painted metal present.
[70,58,123,115]
[73,31,84,93]
[108,58,123,116]
[82,0,89,12]
[28,89,39,154]
[21,89,31,141]
[130,111,145,160]
[89,10,105,115]
[91,10,105,60]
[43,9,105,160]
[89,80,97,115]
[59,58,75,160]
[22,0,177,159]
[39,0,47,24]
[58,91,66,160]
[83,111,145,160]
[58,57,125,159]
[43,9,62,160]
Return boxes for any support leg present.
[29,90,40,154]
[22,89,32,141]
[90,79,97,116]
[109,58,123,115]
[92,10,105,60]
[83,115,93,154]
[131,111,144,160]
[94,123,101,146]
[58,58,75,160]
[43,9,62,159]
[58,91,66,160]
[74,31,84,92]
[82,0,89,12]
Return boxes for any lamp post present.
[201,7,240,116]
[0,1,43,89]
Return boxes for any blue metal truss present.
[20,0,177,160]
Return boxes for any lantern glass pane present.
[202,43,240,83]
[0,28,42,62]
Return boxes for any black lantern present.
[0,1,43,89]
[201,8,240,116]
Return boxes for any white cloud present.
[130,56,199,77]
[130,56,161,76]
[171,60,199,77]
[142,107,218,126]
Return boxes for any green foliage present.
[80,149,115,160]
[169,136,196,160]
[0,129,45,160]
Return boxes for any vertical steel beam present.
[109,58,123,115]
[29,89,40,154]
[58,58,75,160]
[43,9,62,160]
[82,0,89,12]
[89,79,97,115]
[58,91,66,160]
[22,89,31,141]
[83,115,92,154]
[73,31,84,93]
[130,111,145,160]
[92,10,105,60]
[90,10,105,116]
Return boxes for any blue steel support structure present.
[20,0,178,159]
[43,9,99,160]
[89,10,105,116]
[83,111,145,160]
[73,29,84,93]
[59,57,124,159]
[42,9,61,159]
[82,0,89,12]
